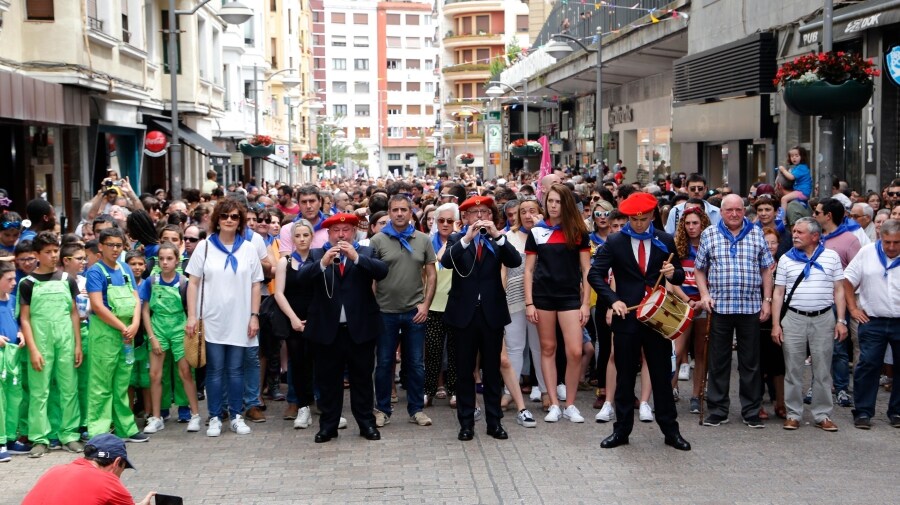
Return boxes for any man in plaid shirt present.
[695,194,775,428]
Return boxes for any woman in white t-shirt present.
[186,198,264,438]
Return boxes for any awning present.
[146,117,231,165]
[799,0,900,47]
[265,154,288,168]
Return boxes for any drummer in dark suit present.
[441,196,522,441]
[588,193,692,451]
[298,213,389,443]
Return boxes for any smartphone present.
[155,494,184,505]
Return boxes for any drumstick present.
[698,315,712,425]
[652,253,675,291]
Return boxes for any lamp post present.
[252,66,300,184]
[545,29,604,170]
[486,80,529,171]
[167,0,252,199]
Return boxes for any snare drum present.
[635,287,694,340]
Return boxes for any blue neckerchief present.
[717,218,754,258]
[331,205,339,215]
[842,216,861,232]
[821,221,851,242]
[460,225,496,256]
[264,234,276,247]
[504,222,511,232]
[208,232,245,273]
[290,252,307,267]
[589,232,606,248]
[382,224,416,253]
[295,210,327,231]
[785,244,825,278]
[0,243,15,254]
[533,220,561,231]
[755,219,786,235]
[620,223,668,254]
[242,228,254,241]
[876,241,900,278]
[431,233,445,255]
[323,241,360,264]
[687,244,698,260]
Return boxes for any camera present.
[479,227,488,236]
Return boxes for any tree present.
[416,131,435,167]
[350,138,368,170]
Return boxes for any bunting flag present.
[537,135,552,201]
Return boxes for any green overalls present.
[150,275,193,410]
[0,343,22,444]
[76,292,90,428]
[24,274,80,445]
[87,263,139,438]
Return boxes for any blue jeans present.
[375,309,426,416]
[831,338,850,393]
[206,342,245,419]
[852,318,900,419]
[286,364,297,405]
[243,346,261,409]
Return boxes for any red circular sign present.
[145,131,167,153]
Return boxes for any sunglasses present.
[590,196,602,202]
[437,218,455,224]
[688,186,705,192]
[219,213,241,222]
[813,210,823,216]
[1,221,22,230]
[888,191,900,197]
[184,237,200,243]
[593,210,610,218]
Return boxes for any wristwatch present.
[250,312,259,317]
[837,319,847,325]
[764,297,773,303]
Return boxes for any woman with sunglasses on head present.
[185,198,264,437]
[587,201,614,406]
[525,184,592,423]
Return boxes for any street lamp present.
[168,1,252,199]
[546,30,604,170]
[486,80,530,172]
[252,66,299,184]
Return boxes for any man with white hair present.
[850,203,876,242]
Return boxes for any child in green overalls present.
[18,232,83,457]
[60,242,91,435]
[86,228,147,442]
[157,226,194,423]
[124,251,151,419]
[0,260,24,462]
[141,243,201,434]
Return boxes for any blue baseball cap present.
[86,434,136,470]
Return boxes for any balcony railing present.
[532,0,672,49]
[442,63,491,74]
[88,16,103,31]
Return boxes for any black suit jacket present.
[297,245,388,345]
[588,231,684,334]
[440,232,522,330]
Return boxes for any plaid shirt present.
[695,224,774,314]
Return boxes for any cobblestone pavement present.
[9,367,898,504]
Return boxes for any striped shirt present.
[695,224,774,314]
[775,249,843,312]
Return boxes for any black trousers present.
[310,325,376,433]
[611,330,680,438]
[286,334,314,409]
[452,305,504,429]
[706,312,762,419]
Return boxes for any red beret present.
[458,195,494,212]
[320,213,359,229]
[618,193,658,217]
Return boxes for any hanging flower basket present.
[774,51,879,116]
[783,80,874,116]
[323,161,337,170]
[301,153,321,167]
[509,140,542,158]
[239,135,276,157]
[434,159,447,169]
[457,153,475,165]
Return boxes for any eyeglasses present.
[437,218,455,224]
[593,211,610,218]
[102,242,124,249]
[688,186,705,192]
[590,196,602,202]
[65,256,87,262]
[467,208,491,216]
[850,214,866,219]
[1,221,22,230]
[184,237,200,243]
[219,213,241,222]
[888,191,900,197]
[375,220,390,227]
[813,210,823,216]
[15,257,37,263]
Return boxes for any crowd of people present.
[2,153,900,470]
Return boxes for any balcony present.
[441,63,491,81]
[444,98,487,115]
[443,0,505,16]
[442,31,504,50]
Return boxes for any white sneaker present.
[186,414,201,433]
[516,409,537,428]
[230,414,252,435]
[474,407,482,422]
[143,416,164,434]
[294,406,311,429]
[678,363,691,381]
[595,401,615,423]
[338,416,348,429]
[639,402,654,422]
[544,404,562,422]
[529,388,542,402]
[562,405,585,423]
[556,384,567,401]
[207,416,222,437]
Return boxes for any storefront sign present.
[885,45,900,88]
[486,122,502,153]
[608,105,634,126]
[143,130,168,157]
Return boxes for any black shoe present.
[703,414,729,427]
[600,432,629,449]
[486,424,508,440]
[890,414,900,428]
[742,416,765,429]
[664,433,692,451]
[854,416,872,430]
[314,430,338,443]
[458,427,474,441]
[359,426,381,441]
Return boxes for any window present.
[314,57,324,69]
[425,105,433,115]
[312,10,320,22]
[405,128,420,138]
[387,14,400,25]
[315,80,325,92]
[407,105,421,114]
[353,36,368,47]
[387,37,401,48]
[354,59,369,71]
[387,106,401,115]
[407,82,420,92]
[355,127,371,139]
[354,81,369,93]
[244,81,253,99]
[406,59,420,70]
[333,81,347,93]
[243,15,254,45]
[313,34,324,46]
[161,10,181,74]
[270,37,277,67]
[386,59,399,70]
[386,82,402,92]
[517,15,529,32]
[355,104,370,117]
[475,15,489,33]
[354,13,367,24]
[333,104,348,116]
[333,58,346,70]
[406,37,420,49]
[424,59,434,70]
[332,35,346,47]
[424,15,432,26]
[476,48,489,63]
[406,14,419,25]
[424,38,433,48]
[425,82,434,93]
[388,153,401,161]
[270,0,277,11]
[387,127,402,138]
[121,0,131,42]
[331,12,345,24]
[26,0,55,20]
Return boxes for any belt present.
[787,306,831,317]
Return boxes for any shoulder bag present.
[184,243,208,368]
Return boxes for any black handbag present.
[260,292,291,340]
